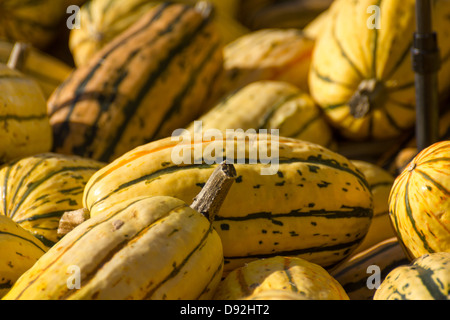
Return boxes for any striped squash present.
[0,0,67,49]
[303,0,342,40]
[308,0,450,141]
[213,256,349,300]
[83,133,373,274]
[0,215,47,298]
[69,0,248,67]
[350,160,396,254]
[245,289,313,300]
[374,252,450,300]
[0,153,105,248]
[0,63,52,165]
[389,140,450,260]
[220,28,314,98]
[0,41,73,99]
[49,3,224,163]
[331,237,409,300]
[186,81,336,150]
[2,195,224,300]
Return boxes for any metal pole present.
[412,0,440,151]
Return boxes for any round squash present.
[374,252,450,300]
[389,140,450,260]
[309,0,450,141]
[213,256,349,300]
[0,153,104,248]
[83,133,373,274]
[0,63,52,164]
[0,215,47,298]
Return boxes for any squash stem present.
[348,79,385,118]
[7,42,29,71]
[190,161,237,222]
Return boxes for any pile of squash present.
[0,0,449,300]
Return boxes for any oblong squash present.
[2,196,224,300]
[374,252,450,300]
[389,140,450,260]
[186,80,336,149]
[0,215,47,298]
[0,153,105,248]
[83,133,373,273]
[49,2,224,163]
[308,0,450,141]
[213,256,349,300]
[220,28,314,97]
[0,63,52,164]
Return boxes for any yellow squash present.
[186,80,336,150]
[331,237,409,300]
[2,163,235,300]
[350,160,396,254]
[83,133,373,274]
[213,256,349,300]
[389,140,450,260]
[0,153,104,248]
[220,28,314,97]
[0,215,47,298]
[309,0,450,141]
[0,63,52,164]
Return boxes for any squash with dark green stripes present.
[213,256,349,300]
[219,28,314,98]
[389,140,450,261]
[374,252,450,300]
[0,0,68,49]
[186,80,336,150]
[0,153,104,248]
[308,0,450,141]
[331,237,409,300]
[2,162,235,300]
[0,63,52,165]
[69,0,248,67]
[350,160,396,254]
[0,215,47,298]
[83,133,373,274]
[48,2,224,163]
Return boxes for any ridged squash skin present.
[309,0,450,141]
[0,153,104,248]
[83,134,373,273]
[0,41,73,99]
[48,3,224,163]
[69,0,248,67]
[220,28,314,97]
[331,237,409,300]
[0,215,47,298]
[213,256,349,300]
[0,63,52,164]
[0,0,67,49]
[374,252,450,300]
[186,81,336,150]
[2,196,223,300]
[350,160,396,254]
[389,141,450,260]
